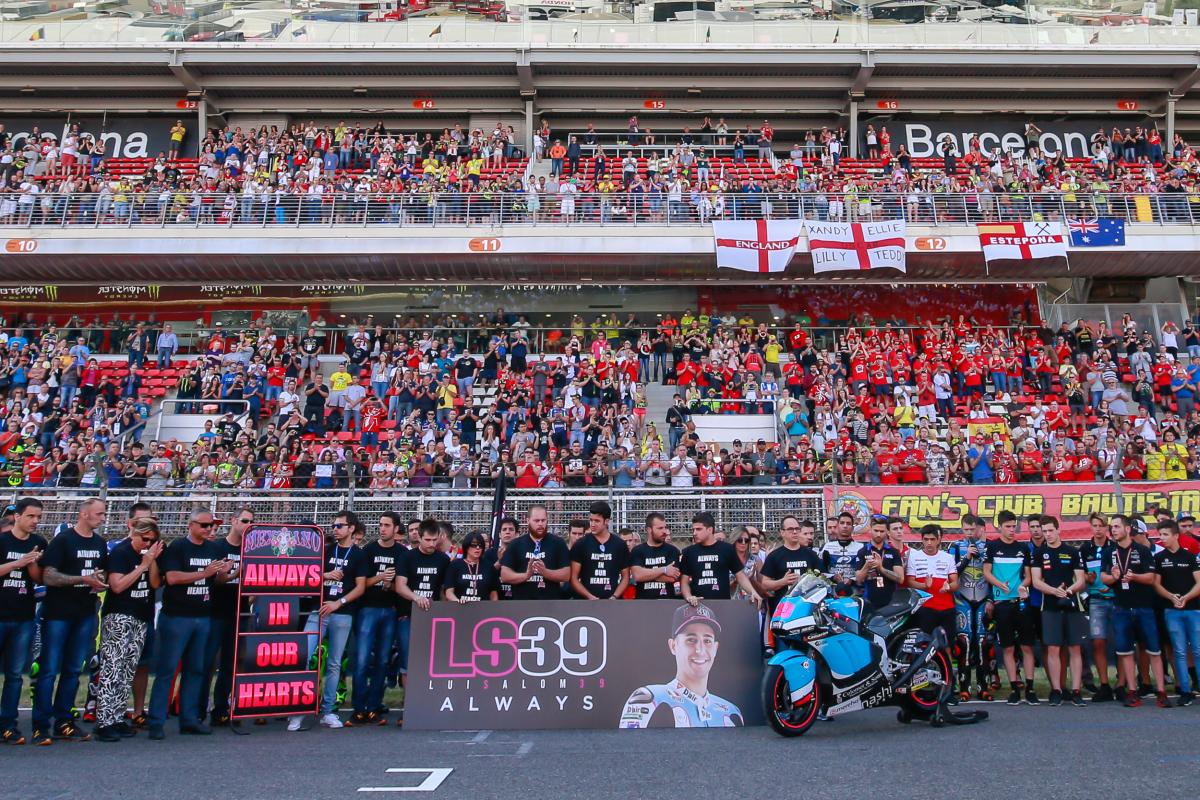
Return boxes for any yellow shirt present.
[330,371,352,392]
[1160,443,1188,480]
[437,384,458,410]
[893,405,916,427]
[764,342,782,364]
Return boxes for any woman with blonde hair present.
[94,516,163,742]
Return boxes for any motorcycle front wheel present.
[762,663,821,737]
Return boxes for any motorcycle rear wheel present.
[762,664,820,737]
[902,649,953,715]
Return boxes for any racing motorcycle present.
[762,572,988,736]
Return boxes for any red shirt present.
[1049,454,1076,481]
[361,404,384,433]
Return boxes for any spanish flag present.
[29,27,45,41]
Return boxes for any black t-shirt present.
[123,455,150,489]
[760,545,822,608]
[500,533,571,600]
[447,558,494,602]
[301,335,322,355]
[158,537,224,617]
[680,541,743,600]
[211,538,243,619]
[484,545,513,600]
[569,533,630,599]
[0,531,47,621]
[40,527,109,621]
[629,542,682,599]
[304,383,328,415]
[397,548,450,616]
[456,356,478,378]
[359,540,404,609]
[1102,542,1156,609]
[860,543,905,608]
[324,542,366,614]
[1032,543,1084,610]
[103,539,155,623]
[1154,548,1200,611]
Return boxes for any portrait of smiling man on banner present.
[618,603,744,728]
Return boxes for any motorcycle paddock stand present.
[897,673,990,727]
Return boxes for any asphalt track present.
[4,703,1198,800]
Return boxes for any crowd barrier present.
[12,480,1198,544]
[2,192,1195,229]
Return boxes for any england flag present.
[712,219,803,273]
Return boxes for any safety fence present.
[11,479,1200,546]
[2,191,1195,229]
[10,486,827,547]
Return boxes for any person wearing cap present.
[147,509,235,739]
[618,602,743,728]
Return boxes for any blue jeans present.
[1112,606,1161,656]
[1164,609,1200,694]
[149,614,212,730]
[32,614,98,730]
[0,619,34,730]
[351,606,395,714]
[303,612,354,715]
[201,615,235,720]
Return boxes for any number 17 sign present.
[232,524,325,718]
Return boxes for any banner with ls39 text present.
[826,481,1200,541]
[405,599,765,730]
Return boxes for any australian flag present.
[1067,217,1125,247]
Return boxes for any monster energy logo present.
[199,284,264,296]
[0,285,57,300]
[96,284,161,300]
[299,284,367,297]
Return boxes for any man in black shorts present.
[1030,515,1088,707]
[984,510,1038,705]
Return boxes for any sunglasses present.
[138,535,160,544]
[332,522,351,529]
[735,537,750,544]
[239,518,253,524]
[194,521,214,528]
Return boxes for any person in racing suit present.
[820,512,864,597]
[947,514,995,700]
[619,603,744,728]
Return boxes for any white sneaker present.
[287,715,304,732]
[320,713,344,729]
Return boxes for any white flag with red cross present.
[977,221,1068,265]
[805,219,907,274]
[712,219,802,273]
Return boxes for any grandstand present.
[0,9,1198,542]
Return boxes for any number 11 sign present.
[232,524,325,718]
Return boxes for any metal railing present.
[11,485,829,547]
[3,191,1197,229]
[9,18,1200,49]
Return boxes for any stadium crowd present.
[2,119,1198,226]
[1,496,1197,747]
[0,295,1198,490]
